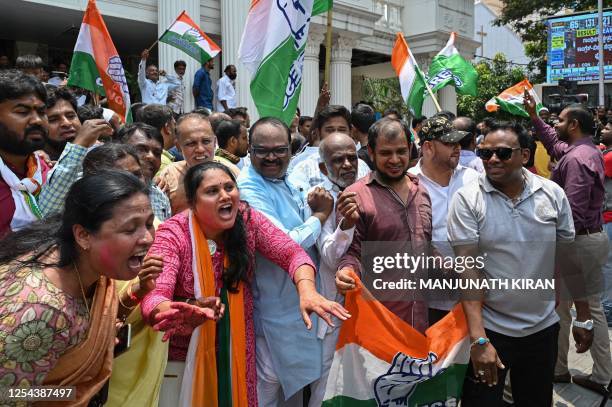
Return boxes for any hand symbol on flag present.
[374,352,441,407]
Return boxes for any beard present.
[45,136,68,153]
[0,121,47,155]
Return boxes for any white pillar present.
[330,36,355,108]
[221,0,257,121]
[298,29,325,117]
[157,0,199,112]
[438,86,457,115]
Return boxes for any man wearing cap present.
[408,115,479,324]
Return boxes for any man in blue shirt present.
[192,59,215,110]
[238,117,334,406]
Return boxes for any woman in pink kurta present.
[141,162,349,406]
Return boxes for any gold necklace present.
[73,263,91,318]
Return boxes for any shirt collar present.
[216,148,240,164]
[480,167,543,197]
[460,150,477,157]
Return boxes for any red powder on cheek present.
[98,244,116,271]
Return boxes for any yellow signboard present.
[551,36,565,49]
[576,28,597,38]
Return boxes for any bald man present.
[307,132,361,406]
[155,113,216,213]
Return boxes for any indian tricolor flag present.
[485,79,544,118]
[159,11,220,65]
[67,0,131,123]
[238,0,332,125]
[392,33,427,118]
[323,276,470,407]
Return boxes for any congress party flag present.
[238,0,332,125]
[67,0,131,123]
[322,274,470,407]
[392,33,427,118]
[427,32,478,96]
[485,79,544,118]
[159,11,221,65]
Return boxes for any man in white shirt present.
[166,60,186,114]
[454,116,485,173]
[216,65,237,112]
[306,132,360,406]
[288,105,370,190]
[137,49,181,105]
[408,115,479,323]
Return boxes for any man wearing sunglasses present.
[524,92,612,397]
[408,116,479,324]
[237,117,334,406]
[447,121,582,406]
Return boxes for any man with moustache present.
[447,121,582,406]
[307,132,360,406]
[336,117,432,332]
[119,123,172,221]
[37,88,113,217]
[0,70,49,237]
[524,92,612,396]
[237,117,334,406]
[155,113,216,214]
[43,87,80,161]
[138,49,182,105]
[216,65,237,112]
[408,116,479,323]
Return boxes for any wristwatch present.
[572,319,594,330]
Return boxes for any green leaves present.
[361,77,410,118]
[457,53,528,122]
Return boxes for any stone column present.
[438,86,457,115]
[330,36,355,108]
[221,0,257,119]
[298,29,325,117]
[157,0,199,112]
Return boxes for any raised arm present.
[138,49,149,92]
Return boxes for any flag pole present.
[408,50,442,113]
[422,75,442,112]
[324,7,333,85]
[149,9,184,53]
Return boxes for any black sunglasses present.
[476,147,521,161]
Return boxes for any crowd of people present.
[0,51,610,407]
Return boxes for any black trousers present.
[461,322,560,407]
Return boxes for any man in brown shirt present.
[336,117,432,332]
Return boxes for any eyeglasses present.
[251,146,290,159]
[476,147,521,161]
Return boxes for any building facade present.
[0,0,479,118]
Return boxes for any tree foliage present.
[361,77,410,117]
[457,53,526,123]
[495,0,600,82]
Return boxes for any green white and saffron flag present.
[427,32,478,96]
[159,11,221,64]
[67,0,131,123]
[238,0,332,125]
[392,33,427,118]
[485,79,544,118]
[322,274,470,407]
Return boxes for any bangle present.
[118,292,137,310]
[127,283,140,303]
[295,278,316,287]
[470,337,490,348]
